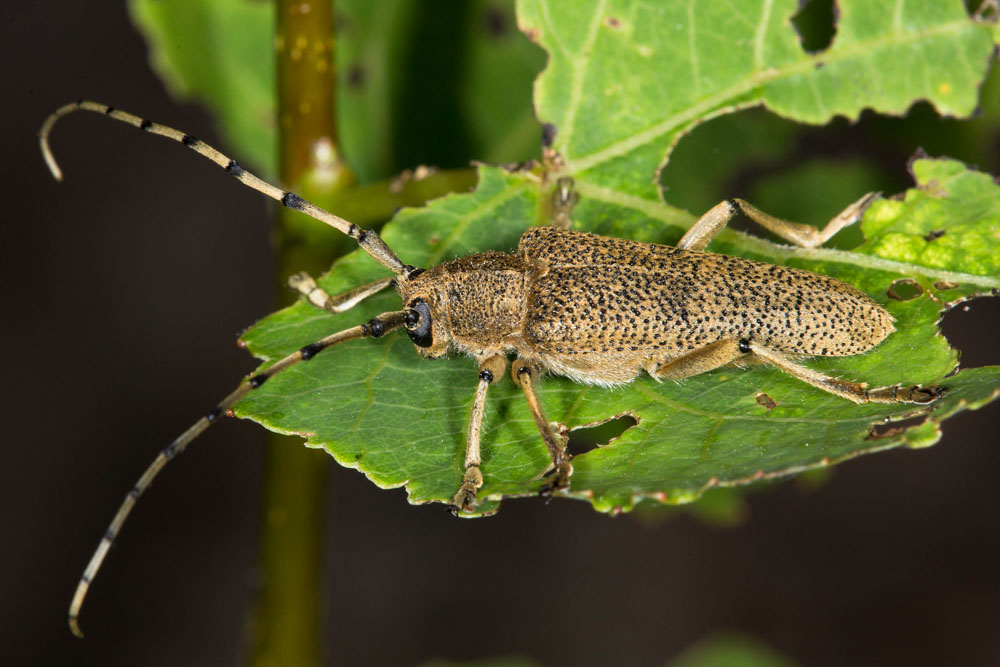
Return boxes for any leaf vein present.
[753,0,775,72]
[559,0,609,158]
[574,180,1000,289]
[686,0,701,98]
[563,18,978,175]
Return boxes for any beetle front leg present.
[679,192,880,251]
[287,272,395,314]
[512,360,572,498]
[449,354,507,513]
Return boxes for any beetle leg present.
[651,338,746,380]
[449,354,507,513]
[679,192,880,251]
[654,339,943,404]
[750,343,945,404]
[287,272,394,314]
[512,360,572,498]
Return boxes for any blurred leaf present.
[131,0,542,181]
[634,486,751,528]
[667,632,795,667]
[658,109,800,216]
[130,0,276,174]
[221,0,1000,514]
[333,0,414,180]
[461,1,548,164]
[417,657,540,667]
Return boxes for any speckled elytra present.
[41,101,944,637]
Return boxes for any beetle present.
[41,100,942,636]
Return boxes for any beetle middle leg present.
[680,192,880,251]
[512,360,572,497]
[449,354,507,513]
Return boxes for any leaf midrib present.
[573,179,1000,289]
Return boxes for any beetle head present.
[397,268,452,359]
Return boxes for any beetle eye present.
[406,299,433,348]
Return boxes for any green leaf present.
[236,155,1000,514]
[461,2,548,165]
[231,0,1000,515]
[520,0,995,197]
[859,158,1000,275]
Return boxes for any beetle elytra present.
[41,100,943,636]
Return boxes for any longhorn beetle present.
[42,100,943,637]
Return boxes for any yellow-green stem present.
[248,5,477,664]
[250,2,349,666]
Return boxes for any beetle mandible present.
[41,101,943,636]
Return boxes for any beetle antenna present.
[68,309,409,637]
[40,101,416,276]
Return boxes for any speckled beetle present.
[41,101,943,636]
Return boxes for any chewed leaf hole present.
[866,415,927,440]
[568,413,638,455]
[791,0,836,53]
[887,279,923,301]
[940,295,1000,368]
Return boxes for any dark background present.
[3,3,999,666]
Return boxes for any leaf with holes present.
[233,0,1000,514]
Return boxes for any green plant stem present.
[251,2,349,666]
[249,5,478,664]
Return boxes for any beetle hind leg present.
[652,339,944,405]
[749,343,945,404]
[512,360,572,498]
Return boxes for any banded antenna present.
[40,100,419,277]
[40,101,422,636]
